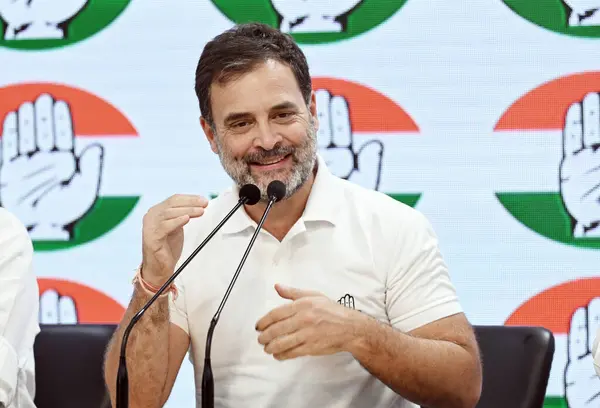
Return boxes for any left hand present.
[256,283,365,361]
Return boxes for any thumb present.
[72,144,104,194]
[275,283,322,300]
[78,144,104,177]
[53,144,103,223]
[352,140,383,190]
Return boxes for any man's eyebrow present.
[223,111,252,124]
[270,101,300,111]
[223,101,301,124]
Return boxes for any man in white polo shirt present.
[104,22,482,408]
[0,208,39,408]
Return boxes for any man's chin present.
[250,168,291,186]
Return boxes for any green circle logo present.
[503,0,600,37]
[0,0,131,50]
[0,82,141,251]
[211,0,409,44]
[494,71,600,249]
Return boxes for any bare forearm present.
[348,315,481,408]
[104,282,170,408]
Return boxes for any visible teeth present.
[256,157,284,165]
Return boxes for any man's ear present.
[200,116,219,154]
[308,90,319,131]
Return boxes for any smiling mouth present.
[251,154,290,166]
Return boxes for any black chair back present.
[33,323,554,408]
[33,324,118,408]
[474,325,555,408]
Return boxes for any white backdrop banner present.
[1,0,599,406]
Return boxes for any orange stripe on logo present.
[0,83,138,137]
[505,277,600,334]
[495,71,600,131]
[312,77,419,132]
[37,278,125,324]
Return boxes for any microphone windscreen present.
[267,180,286,202]
[239,184,261,205]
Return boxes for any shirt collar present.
[220,154,340,235]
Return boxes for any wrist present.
[344,310,375,357]
[134,265,178,299]
[140,263,170,287]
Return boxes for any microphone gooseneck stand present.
[201,180,286,408]
[115,184,261,408]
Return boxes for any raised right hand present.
[141,194,208,286]
[560,92,600,237]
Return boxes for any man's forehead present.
[210,66,305,120]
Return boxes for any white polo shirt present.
[169,156,462,408]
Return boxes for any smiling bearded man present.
[103,22,482,408]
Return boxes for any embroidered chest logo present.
[338,294,356,310]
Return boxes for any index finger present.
[256,302,299,332]
[588,297,600,355]
[330,95,352,148]
[583,92,600,148]
[316,89,332,149]
[54,100,74,151]
[163,194,209,209]
[564,102,583,157]
[568,306,588,361]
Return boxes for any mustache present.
[244,145,295,163]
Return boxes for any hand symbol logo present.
[0,93,104,241]
[0,0,89,40]
[562,1,600,26]
[560,92,600,238]
[564,297,600,407]
[39,288,78,324]
[316,89,383,190]
[270,0,363,33]
[337,294,356,310]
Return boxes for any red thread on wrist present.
[133,267,178,299]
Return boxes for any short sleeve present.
[168,276,189,335]
[385,211,462,333]
[167,220,200,336]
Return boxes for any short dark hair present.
[194,22,312,127]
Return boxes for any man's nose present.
[253,123,283,150]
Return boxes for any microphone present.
[115,184,261,408]
[201,180,286,408]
